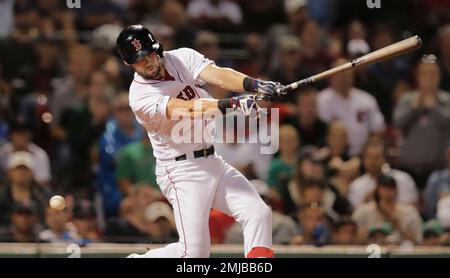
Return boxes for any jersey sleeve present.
[129,91,170,124]
[177,47,215,83]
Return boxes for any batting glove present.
[256,80,287,100]
[232,94,266,117]
[243,77,287,101]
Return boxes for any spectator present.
[298,20,330,83]
[0,151,51,226]
[366,223,392,246]
[103,185,160,243]
[116,137,158,196]
[291,202,331,246]
[352,175,423,245]
[18,38,61,152]
[436,194,450,230]
[97,93,144,217]
[146,23,175,52]
[318,58,386,156]
[424,141,450,218]
[307,0,337,28]
[76,0,126,31]
[38,206,77,243]
[267,125,299,213]
[235,33,266,79]
[346,21,372,92]
[35,0,77,42]
[194,31,233,68]
[0,3,39,115]
[289,153,353,217]
[365,28,411,123]
[51,44,92,137]
[394,55,450,189]
[289,178,340,222]
[71,200,101,245]
[145,201,178,244]
[187,0,243,32]
[62,71,111,196]
[0,122,51,186]
[285,88,328,148]
[266,0,309,71]
[421,219,448,246]
[225,179,300,245]
[284,0,309,34]
[0,202,41,243]
[127,0,163,24]
[270,36,308,103]
[437,25,450,92]
[50,44,92,185]
[89,24,123,82]
[348,140,418,208]
[194,31,233,99]
[160,0,196,48]
[331,217,359,245]
[317,121,360,198]
[346,20,370,59]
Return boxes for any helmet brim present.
[125,49,152,65]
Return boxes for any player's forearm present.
[167,96,253,119]
[167,98,220,119]
[212,67,247,92]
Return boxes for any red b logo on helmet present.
[131,38,142,51]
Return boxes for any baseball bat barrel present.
[282,35,422,92]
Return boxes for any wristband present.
[243,77,258,92]
[217,98,234,114]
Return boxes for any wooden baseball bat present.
[278,35,422,93]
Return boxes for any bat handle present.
[283,77,315,93]
[263,77,316,101]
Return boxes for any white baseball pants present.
[132,154,272,258]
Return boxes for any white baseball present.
[49,195,66,210]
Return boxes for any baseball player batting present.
[117,25,283,258]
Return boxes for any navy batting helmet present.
[116,25,163,64]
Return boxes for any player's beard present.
[142,65,162,80]
[138,58,164,80]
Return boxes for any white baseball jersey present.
[127,47,273,258]
[129,48,216,160]
[317,87,386,155]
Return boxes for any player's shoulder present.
[128,75,164,107]
[165,47,198,59]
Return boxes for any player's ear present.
[123,61,131,67]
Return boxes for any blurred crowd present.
[0,0,450,247]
